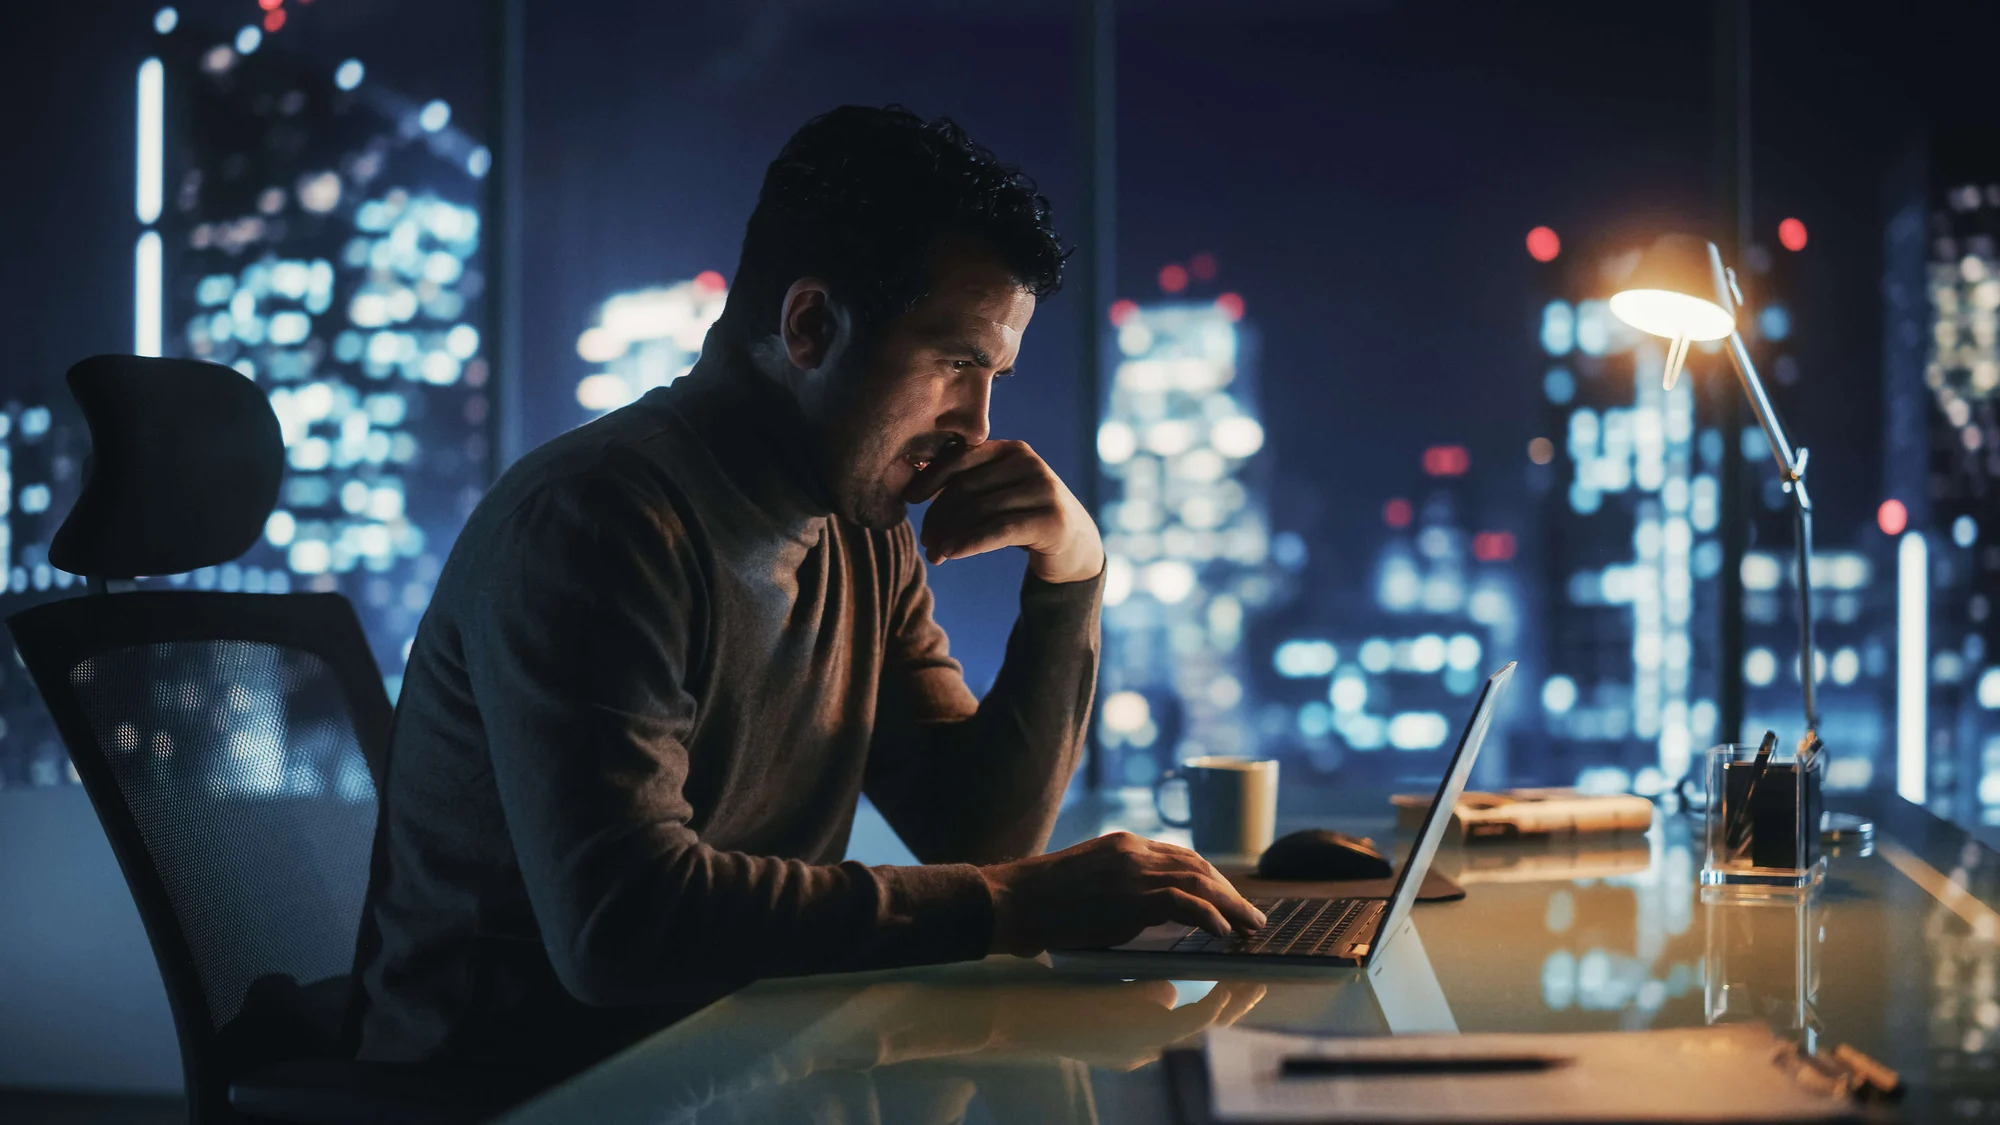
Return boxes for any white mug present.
[1154,756,1279,860]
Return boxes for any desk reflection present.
[503,797,2000,1124]
[521,961,1267,1124]
[1418,827,1705,1029]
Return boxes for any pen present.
[1797,734,1824,772]
[1728,730,1778,859]
[1279,1054,1572,1077]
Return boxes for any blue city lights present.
[1544,366,1575,404]
[1098,300,1276,783]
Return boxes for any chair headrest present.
[50,355,283,579]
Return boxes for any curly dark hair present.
[714,105,1068,353]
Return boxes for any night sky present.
[6,0,2000,691]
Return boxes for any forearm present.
[874,569,1103,864]
[537,833,994,1006]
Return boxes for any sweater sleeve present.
[460,474,993,1007]
[863,523,1103,865]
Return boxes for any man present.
[354,106,1264,1077]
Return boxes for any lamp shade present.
[1608,234,1737,342]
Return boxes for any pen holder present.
[1704,885,1821,1031]
[1701,742,1825,889]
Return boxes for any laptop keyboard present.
[1167,897,1375,957]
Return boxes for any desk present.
[500,790,2000,1123]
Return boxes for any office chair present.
[8,356,517,1123]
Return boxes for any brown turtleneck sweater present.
[352,356,1101,1075]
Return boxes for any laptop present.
[1059,662,1515,972]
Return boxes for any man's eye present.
[951,360,975,370]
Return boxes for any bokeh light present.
[1878,498,1908,536]
[1526,225,1561,262]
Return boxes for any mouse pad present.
[1217,866,1465,903]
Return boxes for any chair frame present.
[8,589,393,1123]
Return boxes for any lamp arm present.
[1793,498,1818,737]
[1725,331,1804,482]
[1722,330,1819,739]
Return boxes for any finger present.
[920,478,1050,554]
[1145,845,1265,929]
[927,510,1048,564]
[1128,979,1181,1010]
[1212,982,1268,1028]
[929,457,1047,507]
[905,438,1022,503]
[1148,888,1233,938]
[1157,982,1241,1048]
[920,487,1046,556]
[1178,872,1265,932]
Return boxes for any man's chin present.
[841,490,909,531]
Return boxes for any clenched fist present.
[909,438,1104,585]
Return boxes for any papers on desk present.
[1203,1024,1865,1123]
[1393,788,1656,841]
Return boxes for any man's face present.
[815,249,1036,528]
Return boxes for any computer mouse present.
[1256,829,1393,881]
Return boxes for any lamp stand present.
[1723,331,1818,744]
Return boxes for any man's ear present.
[780,278,840,372]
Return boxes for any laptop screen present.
[1372,662,1516,955]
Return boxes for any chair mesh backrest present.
[66,637,378,1030]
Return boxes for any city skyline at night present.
[0,4,496,787]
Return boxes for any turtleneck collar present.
[645,347,835,546]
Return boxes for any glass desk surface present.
[500,789,1999,1124]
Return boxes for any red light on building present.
[1189,252,1218,280]
[1472,531,1517,562]
[1422,445,1470,476]
[259,0,283,9]
[693,270,726,295]
[264,8,286,30]
[1778,217,1808,252]
[1159,264,1189,294]
[1526,226,1561,263]
[1384,498,1413,528]
[1108,299,1139,326]
[1214,292,1244,321]
[1877,498,1908,536]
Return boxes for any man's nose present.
[940,377,993,446]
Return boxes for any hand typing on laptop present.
[981,831,1268,956]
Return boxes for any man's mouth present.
[899,438,965,502]
[904,437,965,477]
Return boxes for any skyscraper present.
[1532,258,1720,794]
[1095,295,1276,793]
[146,9,495,692]
[1882,130,2000,826]
[0,8,498,790]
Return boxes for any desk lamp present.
[1608,234,1818,748]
